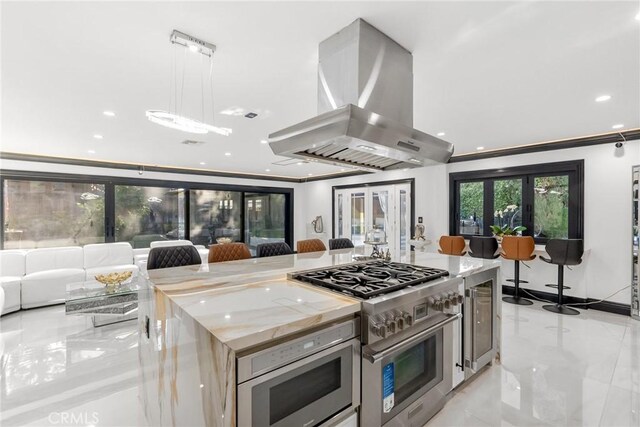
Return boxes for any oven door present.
[237,338,360,427]
[361,313,459,427]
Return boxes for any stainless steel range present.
[292,261,465,426]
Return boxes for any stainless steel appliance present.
[293,261,463,426]
[237,318,360,427]
[269,19,454,172]
[632,166,639,320]
[463,268,498,379]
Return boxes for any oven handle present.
[362,313,461,364]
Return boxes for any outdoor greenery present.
[493,179,522,228]
[3,180,105,248]
[459,182,483,223]
[534,176,569,239]
[459,175,569,239]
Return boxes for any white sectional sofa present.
[83,242,139,280]
[0,250,27,314]
[21,246,86,309]
[0,240,209,315]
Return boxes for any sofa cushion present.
[85,264,139,280]
[0,277,21,315]
[25,247,83,274]
[83,242,134,269]
[150,240,193,248]
[21,268,86,309]
[0,250,27,277]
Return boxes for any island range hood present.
[268,19,454,172]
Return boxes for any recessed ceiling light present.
[93,134,103,139]
[265,168,271,172]
[476,146,485,150]
[612,124,624,129]
[224,152,231,156]
[408,158,422,164]
[220,107,245,116]
[340,168,346,172]
[199,161,206,165]
[595,95,611,102]
[296,162,303,165]
[635,12,640,21]
[308,173,313,176]
[260,139,268,144]
[437,132,445,137]
[87,150,96,154]
[103,111,115,117]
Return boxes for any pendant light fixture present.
[146,30,231,136]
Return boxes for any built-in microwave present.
[237,318,360,427]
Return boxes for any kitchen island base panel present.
[138,287,235,427]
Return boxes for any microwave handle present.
[363,313,461,363]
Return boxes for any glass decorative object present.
[364,226,388,258]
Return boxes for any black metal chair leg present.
[543,265,579,315]
[503,260,533,305]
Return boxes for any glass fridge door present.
[632,166,639,320]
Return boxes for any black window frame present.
[0,169,294,250]
[449,160,584,244]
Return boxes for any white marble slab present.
[146,249,499,351]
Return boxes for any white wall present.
[300,141,640,305]
[0,159,305,245]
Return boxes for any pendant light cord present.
[200,52,205,122]
[179,47,187,116]
[209,56,215,124]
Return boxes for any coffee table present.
[66,277,148,327]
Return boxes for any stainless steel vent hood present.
[268,19,454,172]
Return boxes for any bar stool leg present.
[503,260,533,305]
[543,265,579,315]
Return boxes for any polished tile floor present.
[1,301,638,426]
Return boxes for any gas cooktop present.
[292,261,449,299]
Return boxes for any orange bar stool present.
[540,239,584,315]
[208,242,251,263]
[501,235,536,305]
[438,235,467,256]
[297,239,327,254]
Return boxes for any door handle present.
[363,313,461,363]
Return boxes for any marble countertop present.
[147,249,499,351]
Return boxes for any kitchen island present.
[138,250,500,427]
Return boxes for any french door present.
[334,183,411,258]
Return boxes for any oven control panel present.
[243,319,357,380]
[368,291,462,340]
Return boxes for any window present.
[450,161,583,243]
[3,179,105,249]
[458,182,484,235]
[189,190,241,246]
[244,193,287,255]
[1,171,294,251]
[114,185,185,248]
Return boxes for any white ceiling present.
[1,1,639,179]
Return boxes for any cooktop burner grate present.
[292,260,449,299]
